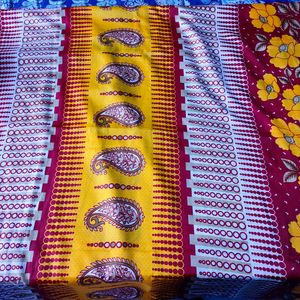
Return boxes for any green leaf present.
[289,19,300,29]
[278,76,289,84]
[282,19,289,30]
[255,42,267,52]
[289,27,298,38]
[284,68,292,78]
[282,158,298,171]
[289,2,300,13]
[256,34,268,42]
[277,3,290,14]
[295,67,300,79]
[283,171,298,183]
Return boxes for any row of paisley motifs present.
[89,29,145,232]
[78,28,146,298]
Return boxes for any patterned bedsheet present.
[1,0,299,10]
[0,3,300,299]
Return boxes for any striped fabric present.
[0,4,300,299]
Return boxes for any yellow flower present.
[270,118,300,157]
[288,213,300,253]
[282,85,300,120]
[250,4,281,33]
[267,35,300,69]
[256,74,280,101]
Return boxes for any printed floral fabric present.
[0,4,300,300]
[0,0,299,9]
[240,2,300,276]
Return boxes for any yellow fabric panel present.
[67,7,153,298]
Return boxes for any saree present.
[1,0,298,9]
[0,3,300,299]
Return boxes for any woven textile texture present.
[0,4,300,299]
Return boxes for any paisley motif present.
[121,7,139,12]
[94,103,144,128]
[78,258,143,286]
[98,29,144,47]
[97,63,143,86]
[88,287,141,299]
[91,147,145,176]
[84,197,144,232]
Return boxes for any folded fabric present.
[0,4,300,299]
